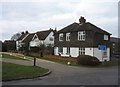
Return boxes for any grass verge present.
[1,53,28,60]
[28,55,69,65]
[2,62,49,81]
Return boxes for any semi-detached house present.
[54,17,111,61]
[16,29,55,51]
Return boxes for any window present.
[66,47,70,54]
[113,43,115,48]
[78,31,85,41]
[58,47,63,54]
[79,48,85,55]
[49,37,54,41]
[59,33,63,41]
[104,35,108,40]
[66,33,70,41]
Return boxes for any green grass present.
[28,55,69,65]
[2,62,49,81]
[40,57,69,64]
[2,53,28,60]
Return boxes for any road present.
[2,58,118,85]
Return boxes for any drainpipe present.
[93,32,95,57]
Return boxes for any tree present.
[24,42,29,56]
[11,33,21,41]
[37,42,45,57]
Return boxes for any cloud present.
[1,0,119,41]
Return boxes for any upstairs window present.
[78,31,85,41]
[59,33,63,41]
[66,33,70,41]
[104,35,108,40]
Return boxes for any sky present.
[0,0,119,41]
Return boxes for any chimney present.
[55,27,57,31]
[79,16,86,24]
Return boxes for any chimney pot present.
[79,16,86,24]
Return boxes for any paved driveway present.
[2,58,118,85]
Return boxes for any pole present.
[33,58,36,66]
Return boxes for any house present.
[54,16,111,61]
[30,29,55,47]
[22,33,35,50]
[0,41,2,52]
[4,40,16,52]
[16,32,29,51]
[110,37,120,58]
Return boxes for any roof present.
[110,37,120,43]
[16,33,28,41]
[58,22,111,35]
[22,33,35,42]
[36,29,54,40]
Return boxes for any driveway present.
[2,58,118,85]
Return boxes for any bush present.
[77,55,101,66]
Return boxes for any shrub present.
[77,55,101,66]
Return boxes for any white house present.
[16,33,29,51]
[30,29,55,47]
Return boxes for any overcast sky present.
[1,0,119,41]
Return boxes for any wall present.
[16,41,19,51]
[94,48,110,61]
[54,47,110,61]
[44,31,54,46]
[30,38,43,47]
[16,40,22,51]
[54,47,79,57]
[70,47,79,57]
[54,47,58,55]
[85,48,93,56]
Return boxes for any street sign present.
[98,45,106,50]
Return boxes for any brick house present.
[110,37,120,58]
[54,17,111,61]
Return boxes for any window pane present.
[78,31,85,41]
[59,33,63,41]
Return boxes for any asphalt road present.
[2,58,118,85]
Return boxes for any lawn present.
[40,57,69,64]
[29,55,69,65]
[2,62,49,81]
[2,53,28,60]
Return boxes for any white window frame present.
[78,31,85,41]
[66,33,70,41]
[79,48,85,55]
[59,33,63,41]
[104,35,108,40]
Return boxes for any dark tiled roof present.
[36,30,53,40]
[58,22,111,35]
[22,33,35,42]
[16,33,28,41]
[58,22,79,33]
[110,37,120,43]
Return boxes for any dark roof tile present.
[22,33,35,42]
[36,30,54,40]
[16,34,28,41]
[58,22,111,35]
